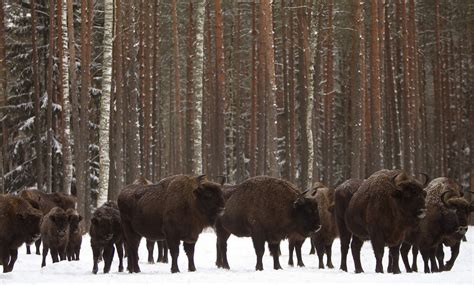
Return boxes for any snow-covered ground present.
[2,227,473,284]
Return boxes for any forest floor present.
[2,227,473,284]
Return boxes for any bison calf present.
[66,209,83,261]
[40,207,71,267]
[90,201,124,274]
[0,195,42,272]
[215,176,321,271]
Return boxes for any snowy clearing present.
[2,227,473,285]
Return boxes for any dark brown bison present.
[66,209,83,261]
[19,188,76,255]
[334,178,364,272]
[400,177,473,273]
[287,182,335,268]
[345,169,427,274]
[215,176,321,271]
[40,207,71,267]
[0,195,42,272]
[118,174,224,273]
[90,201,124,274]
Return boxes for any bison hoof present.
[118,266,124,272]
[392,268,401,274]
[355,269,364,274]
[148,261,155,265]
[288,261,294,267]
[256,265,263,271]
[327,263,334,269]
[171,267,180,273]
[340,265,347,272]
[297,262,305,267]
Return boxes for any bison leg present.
[91,245,101,274]
[122,223,141,273]
[444,241,460,271]
[51,248,59,263]
[288,240,295,266]
[388,245,401,274]
[428,248,439,273]
[168,239,181,273]
[400,242,412,273]
[339,230,351,272]
[420,248,431,273]
[315,241,325,269]
[146,240,156,264]
[294,240,304,267]
[1,252,10,273]
[269,243,282,270]
[350,236,364,273]
[183,242,196,272]
[6,249,18,272]
[370,236,385,273]
[309,240,315,255]
[162,242,169,263]
[35,239,41,255]
[75,245,81,261]
[435,243,445,271]
[59,246,67,261]
[215,221,231,269]
[251,236,265,271]
[26,245,31,255]
[115,241,124,272]
[325,243,334,269]
[411,246,419,272]
[41,246,49,268]
[103,245,115,274]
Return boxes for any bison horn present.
[440,191,455,209]
[391,172,404,189]
[418,172,430,187]
[217,175,227,186]
[196,174,207,185]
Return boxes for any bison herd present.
[0,170,473,275]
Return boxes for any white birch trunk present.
[62,0,73,195]
[97,0,113,206]
[192,0,205,175]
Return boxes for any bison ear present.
[78,215,83,222]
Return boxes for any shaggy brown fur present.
[345,169,427,274]
[215,176,321,271]
[0,195,42,272]
[19,188,76,255]
[400,177,474,273]
[40,207,71,267]
[118,174,224,273]
[334,178,363,272]
[66,209,83,261]
[90,201,124,274]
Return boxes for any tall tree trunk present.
[288,8,296,183]
[233,2,244,181]
[142,0,152,179]
[0,0,6,193]
[76,0,93,223]
[214,0,226,178]
[192,0,205,175]
[185,1,195,174]
[249,2,257,177]
[58,0,72,194]
[46,0,55,194]
[296,0,314,188]
[98,0,113,205]
[370,0,382,171]
[171,0,183,174]
[31,0,44,191]
[324,0,334,185]
[260,0,278,177]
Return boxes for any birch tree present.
[192,0,205,175]
[98,0,114,206]
[46,0,55,193]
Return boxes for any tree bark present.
[215,0,226,178]
[98,0,114,205]
[370,0,382,171]
[0,0,6,193]
[31,0,44,191]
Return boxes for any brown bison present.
[118,174,224,273]
[40,207,71,267]
[334,178,364,272]
[20,188,76,255]
[0,195,42,272]
[90,201,124,274]
[345,169,427,274]
[287,182,335,268]
[400,177,473,273]
[66,209,83,261]
[215,176,321,271]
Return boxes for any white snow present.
[4,228,474,284]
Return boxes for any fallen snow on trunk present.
[3,227,473,284]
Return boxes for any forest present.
[0,0,472,223]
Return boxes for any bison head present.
[67,209,83,234]
[91,212,118,242]
[194,175,225,225]
[391,172,427,220]
[16,199,42,244]
[441,191,472,238]
[49,207,70,239]
[292,190,321,236]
